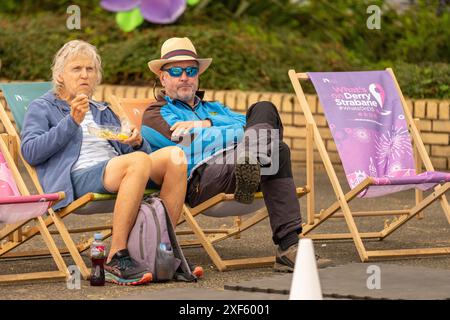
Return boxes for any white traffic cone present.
[289,238,323,300]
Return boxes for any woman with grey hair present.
[20,40,197,285]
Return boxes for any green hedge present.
[0,1,449,98]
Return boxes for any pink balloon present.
[100,0,140,12]
[140,0,187,24]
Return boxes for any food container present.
[87,123,131,141]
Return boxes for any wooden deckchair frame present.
[0,134,69,283]
[0,93,116,280]
[180,188,308,271]
[289,68,450,262]
[117,97,309,271]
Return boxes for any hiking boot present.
[234,155,261,204]
[274,243,332,273]
[104,249,152,285]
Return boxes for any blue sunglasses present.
[161,66,199,77]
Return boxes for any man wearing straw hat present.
[142,37,331,272]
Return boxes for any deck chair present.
[289,68,450,262]
[114,96,309,271]
[0,142,67,283]
[0,82,157,280]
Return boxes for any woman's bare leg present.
[102,147,187,262]
[143,146,187,226]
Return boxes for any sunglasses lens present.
[186,67,199,77]
[168,67,183,77]
[164,66,199,77]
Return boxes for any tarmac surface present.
[1,164,450,300]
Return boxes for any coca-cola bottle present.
[90,233,105,286]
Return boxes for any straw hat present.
[148,37,212,75]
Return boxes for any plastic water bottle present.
[90,233,106,286]
[159,242,172,251]
[156,242,174,280]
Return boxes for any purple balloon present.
[140,0,187,24]
[100,0,141,12]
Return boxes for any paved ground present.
[1,164,450,300]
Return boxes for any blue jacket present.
[21,91,151,210]
[141,95,246,175]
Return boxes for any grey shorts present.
[71,160,159,198]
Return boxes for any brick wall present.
[1,84,449,170]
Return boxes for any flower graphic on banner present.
[100,0,199,32]
[374,126,412,166]
[388,162,403,174]
[353,128,370,143]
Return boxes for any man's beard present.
[175,87,196,103]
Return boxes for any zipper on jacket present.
[69,126,83,173]
[54,101,83,166]
[176,100,204,121]
[191,109,203,121]
[56,96,84,172]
